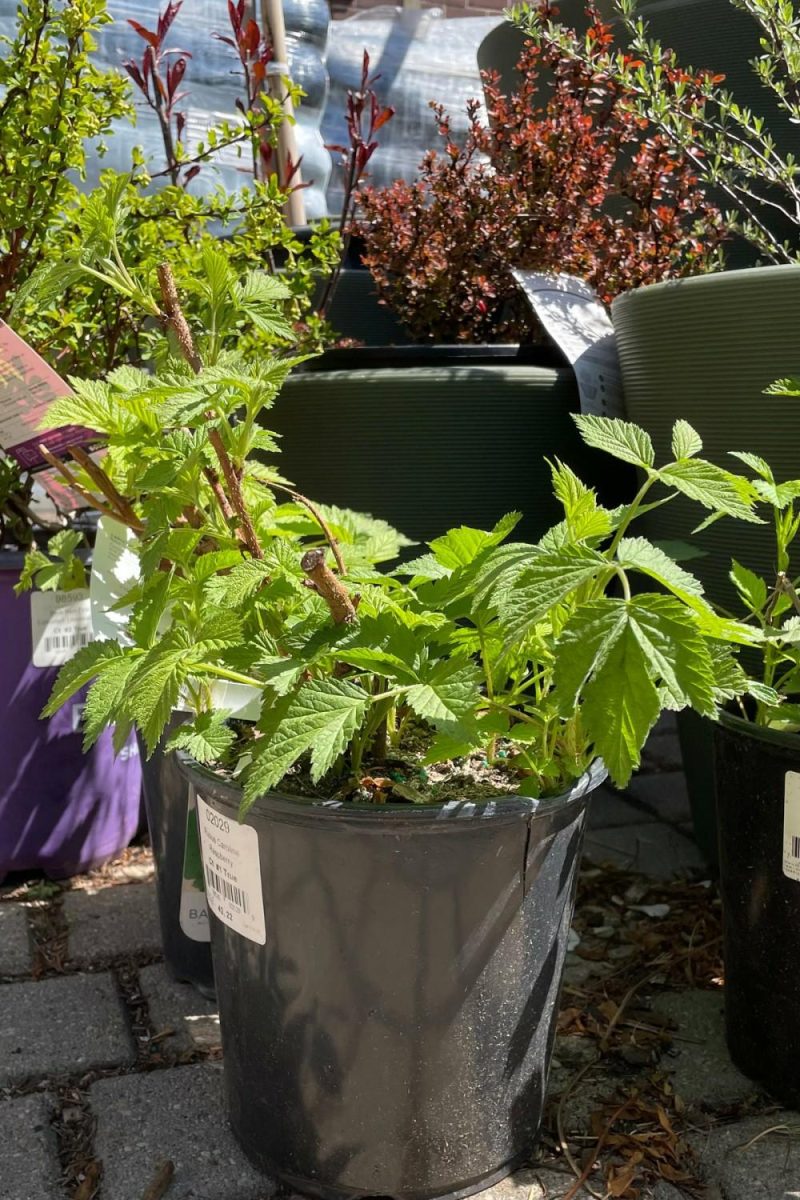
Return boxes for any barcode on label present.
[44,632,90,652]
[792,836,800,860]
[204,865,248,913]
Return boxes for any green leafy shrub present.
[515,0,800,264]
[22,189,766,810]
[0,0,130,316]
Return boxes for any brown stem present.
[156,264,203,372]
[207,429,264,559]
[301,548,357,625]
[202,465,236,527]
[266,480,346,574]
[37,445,145,532]
[156,263,264,560]
[69,446,139,527]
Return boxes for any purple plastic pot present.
[0,556,143,881]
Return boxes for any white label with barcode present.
[196,793,265,944]
[783,771,800,881]
[31,589,93,667]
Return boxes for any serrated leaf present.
[730,450,774,481]
[617,536,710,609]
[751,477,800,510]
[121,632,194,756]
[659,459,761,522]
[470,542,533,614]
[497,544,607,643]
[625,596,716,716]
[730,559,768,614]
[404,658,481,732]
[573,414,655,468]
[246,679,369,806]
[166,712,236,764]
[671,420,702,460]
[581,619,662,786]
[82,653,141,749]
[204,559,272,607]
[428,516,514,570]
[128,569,173,649]
[43,642,135,718]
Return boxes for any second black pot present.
[178,755,605,1200]
[139,732,215,998]
[713,710,800,1106]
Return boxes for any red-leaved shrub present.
[354,3,727,343]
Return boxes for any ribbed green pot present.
[612,264,800,866]
[269,357,627,547]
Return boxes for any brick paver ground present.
[0,723,793,1200]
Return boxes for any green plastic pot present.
[611,264,800,865]
[269,346,632,547]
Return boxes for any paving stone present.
[91,1064,273,1200]
[652,990,761,1109]
[582,822,706,879]
[0,1094,61,1200]
[0,904,32,976]
[625,772,692,825]
[587,784,656,829]
[0,972,133,1084]
[64,882,161,962]
[640,714,683,773]
[690,1112,800,1199]
[139,963,220,1054]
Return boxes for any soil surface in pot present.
[212,721,576,806]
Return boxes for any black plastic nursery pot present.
[178,754,606,1200]
[713,710,800,1107]
[138,730,215,998]
[269,344,631,549]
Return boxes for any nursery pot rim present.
[717,706,800,754]
[176,752,607,827]
[611,261,800,310]
[299,342,568,375]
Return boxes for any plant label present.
[783,771,800,882]
[512,271,625,418]
[196,793,266,944]
[89,516,141,645]
[180,787,211,942]
[31,589,93,667]
[0,321,96,473]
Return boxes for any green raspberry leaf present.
[671,420,703,460]
[573,415,655,469]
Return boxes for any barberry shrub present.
[355,3,727,344]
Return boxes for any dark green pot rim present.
[611,263,800,314]
[718,706,800,754]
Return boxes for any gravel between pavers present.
[64,881,162,963]
[91,1064,273,1200]
[0,973,134,1085]
[0,904,32,976]
[0,1093,62,1200]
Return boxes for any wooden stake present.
[260,0,307,226]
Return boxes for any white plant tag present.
[89,516,141,645]
[196,793,266,944]
[512,271,625,418]
[783,771,800,882]
[180,787,211,942]
[31,589,93,667]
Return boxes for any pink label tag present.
[0,321,97,471]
